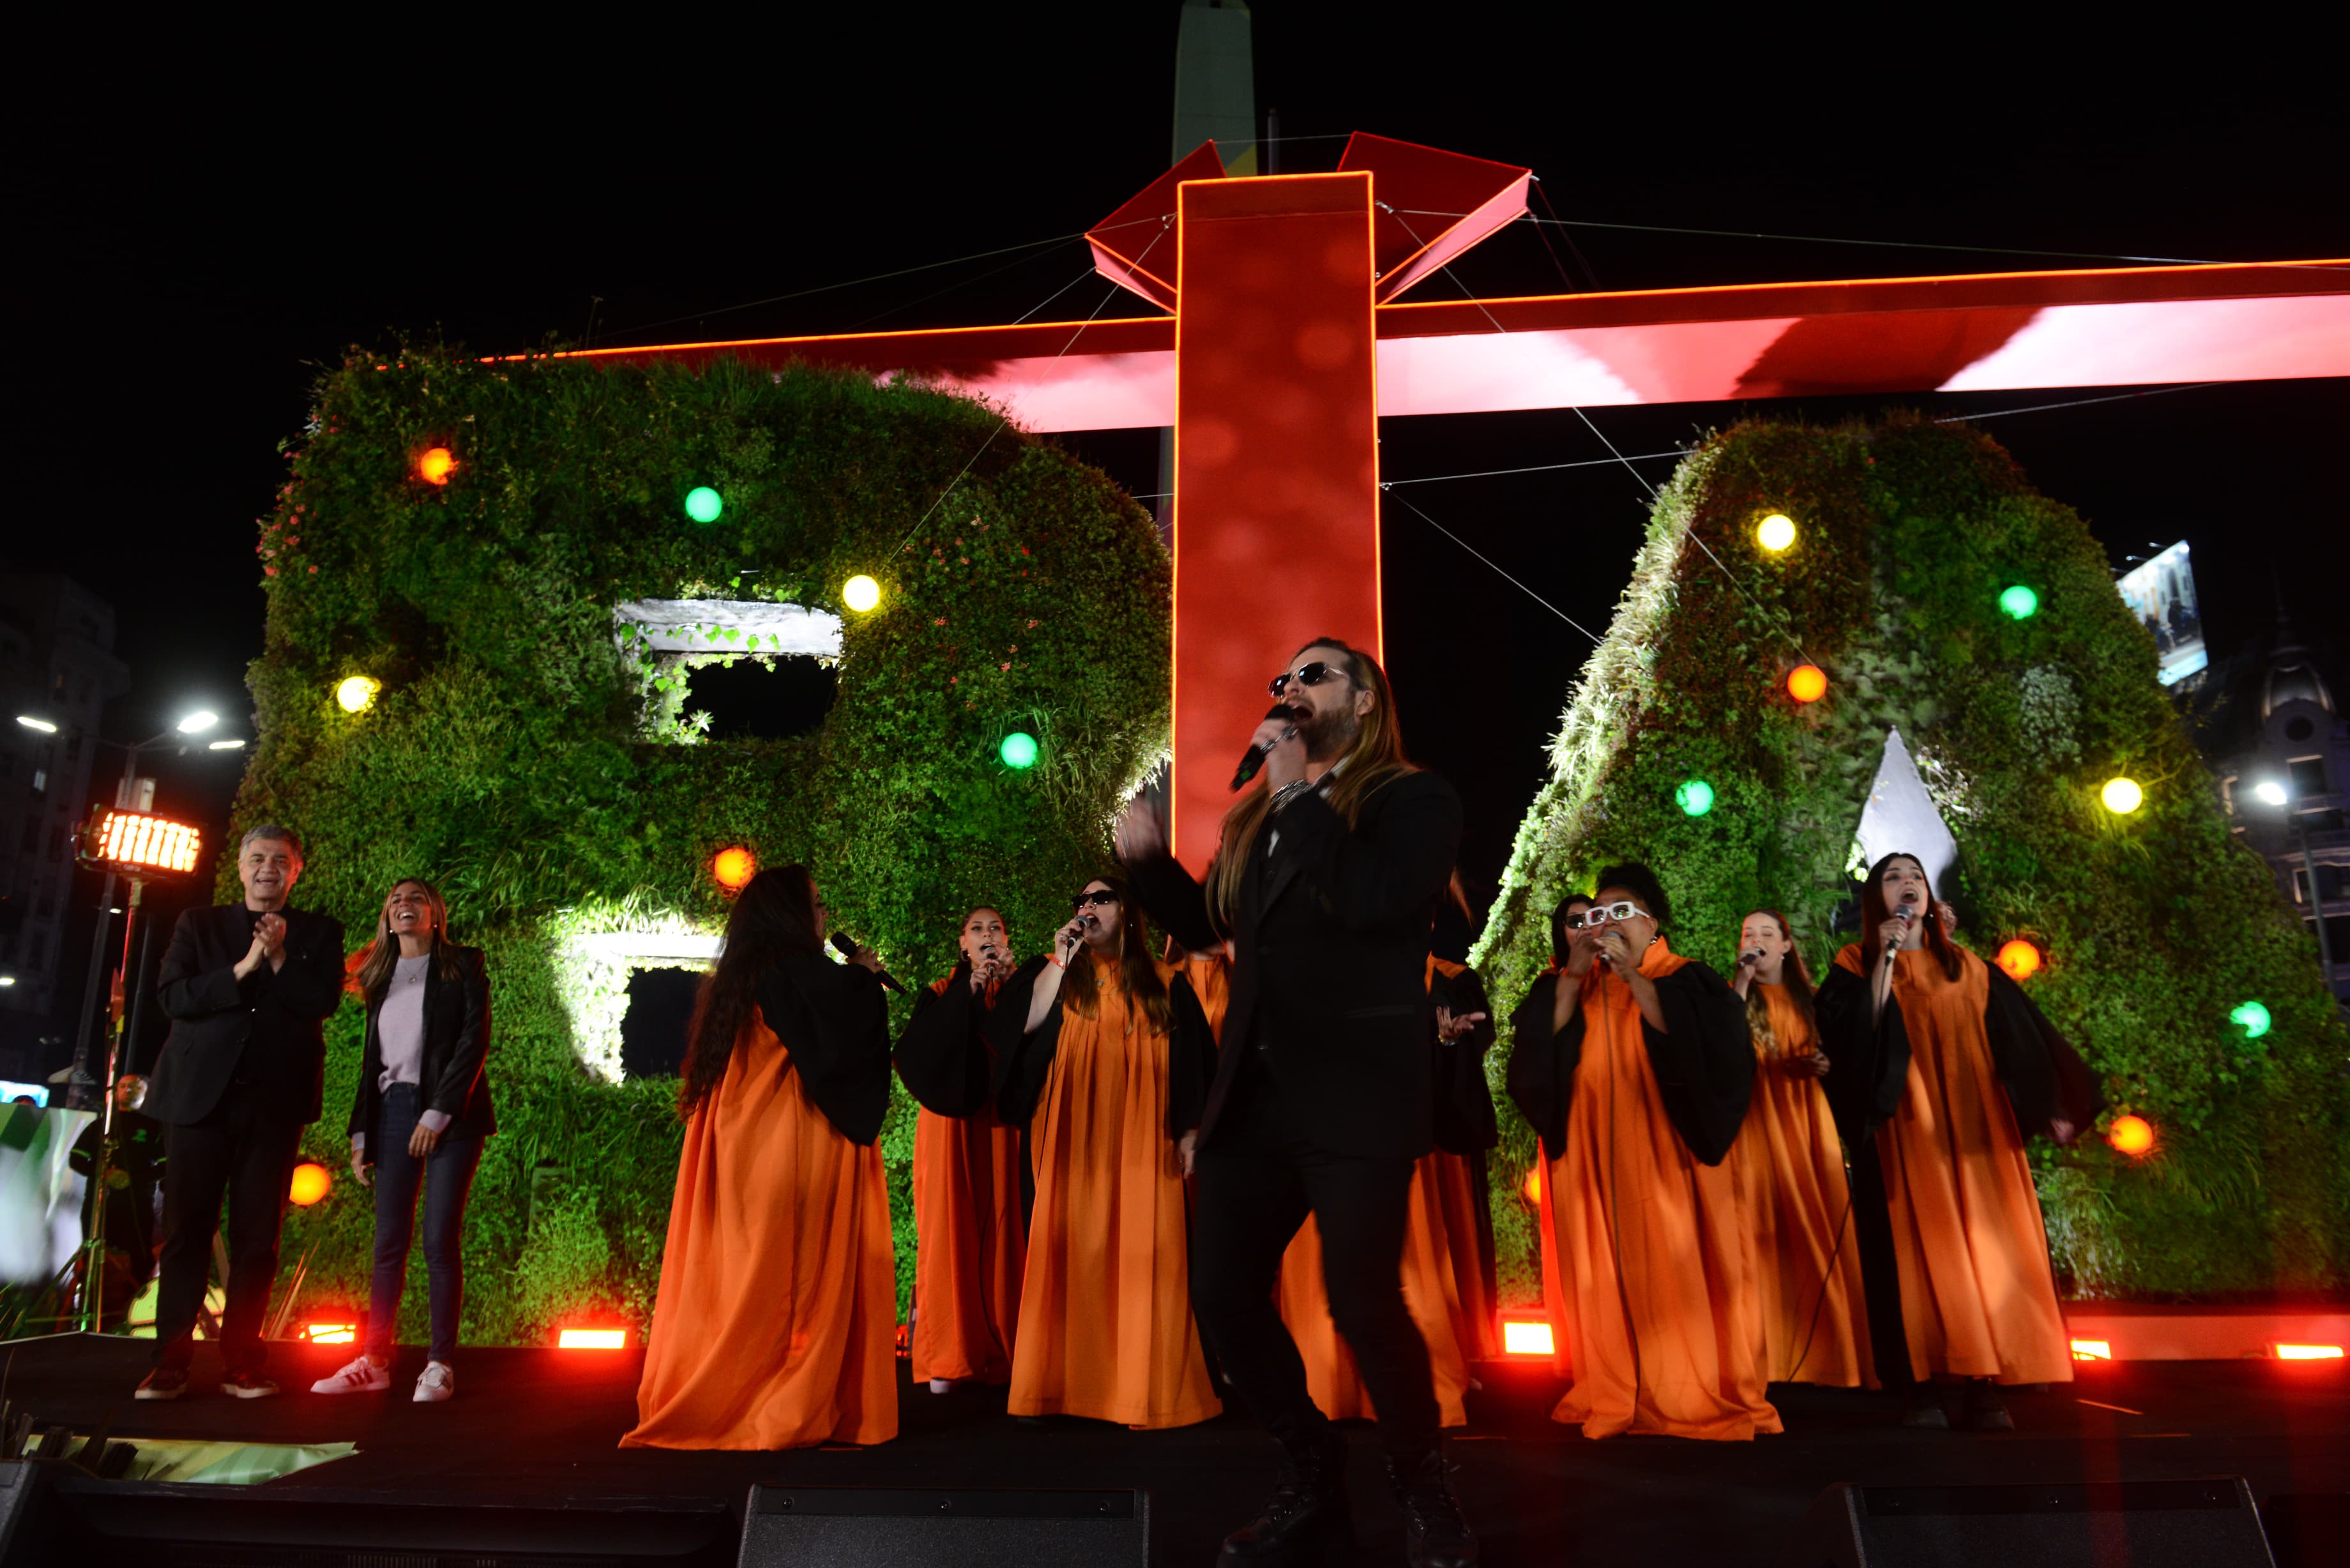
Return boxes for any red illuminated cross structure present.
[583,134,2350,871]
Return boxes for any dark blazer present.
[348,941,497,1149]
[144,903,348,1127]
[1128,767,1463,1160]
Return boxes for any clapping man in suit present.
[135,825,345,1400]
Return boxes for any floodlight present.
[176,711,219,734]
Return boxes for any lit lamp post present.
[2252,778,2336,983]
[13,709,245,1112]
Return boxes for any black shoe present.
[133,1367,186,1401]
[1899,1387,1950,1429]
[1218,1428,1351,1566]
[222,1370,280,1400]
[1962,1382,2014,1432]
[1386,1447,1478,1568]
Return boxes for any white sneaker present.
[929,1378,954,1394]
[414,1361,455,1403]
[310,1356,391,1395]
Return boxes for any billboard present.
[2116,540,2206,686]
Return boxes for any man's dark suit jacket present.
[347,942,497,1147]
[1128,769,1462,1160]
[144,904,347,1127]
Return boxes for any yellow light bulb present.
[336,675,381,714]
[842,575,881,613]
[2100,777,2144,814]
[1756,514,1797,552]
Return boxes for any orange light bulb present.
[288,1162,333,1205]
[2107,1115,2155,1157]
[1787,664,1828,704]
[712,847,757,891]
[1520,1165,1542,1203]
[1996,940,2042,981]
[418,447,456,485]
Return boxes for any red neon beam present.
[564,259,2348,432]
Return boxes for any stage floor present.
[4,1333,2344,1565]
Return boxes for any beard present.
[1298,700,1360,763]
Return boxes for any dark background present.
[10,12,2346,1007]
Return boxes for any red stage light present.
[1786,664,1828,704]
[2275,1343,2344,1361]
[301,1320,358,1345]
[80,808,203,878]
[712,846,756,891]
[2107,1115,2156,1157]
[288,1163,333,1205]
[1499,1312,1556,1357]
[418,446,456,485]
[1996,940,2042,981]
[2070,1338,2112,1361]
[557,1327,628,1350]
[1519,1164,1542,1204]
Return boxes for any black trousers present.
[1847,1135,1918,1391]
[1190,1062,1438,1461]
[153,1088,304,1373]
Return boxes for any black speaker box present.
[736,1484,1148,1567]
[1793,1477,2275,1568]
[11,1475,736,1567]
[0,1464,34,1564]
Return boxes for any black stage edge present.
[0,1334,2341,1566]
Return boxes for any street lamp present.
[2253,776,2335,981]
[11,708,249,1113]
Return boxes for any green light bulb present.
[1999,584,2038,620]
[684,486,724,524]
[999,732,1039,769]
[1676,779,1716,817]
[2229,1000,2272,1040]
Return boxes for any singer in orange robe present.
[1425,953,1501,1364]
[625,867,897,1451]
[1817,855,2103,1425]
[893,907,1032,1390]
[1506,864,1776,1440]
[1727,910,1870,1387]
[992,877,1220,1429]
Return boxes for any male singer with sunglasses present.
[1118,638,1474,1568]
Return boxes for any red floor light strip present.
[2274,1343,2343,1361]
[303,1322,358,1345]
[557,1328,628,1350]
[2070,1338,2113,1361]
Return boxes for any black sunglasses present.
[1268,660,1347,698]
[1072,889,1119,910]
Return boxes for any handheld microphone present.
[830,930,907,993]
[1230,704,1306,792]
[1738,948,1765,967]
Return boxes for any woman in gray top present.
[313,877,496,1403]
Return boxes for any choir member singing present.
[1507,863,1777,1440]
[623,866,897,1451]
[895,906,1037,1393]
[1119,637,1476,1566]
[1816,854,2103,1430]
[991,877,1220,1429]
[1726,908,1869,1387]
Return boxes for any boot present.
[1386,1446,1478,1568]
[1218,1426,1352,1565]
[1962,1380,2014,1431]
[1899,1385,1951,1429]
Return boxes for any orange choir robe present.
[1730,982,1871,1387]
[1006,954,1221,1428]
[1425,955,1501,1362]
[1517,939,1780,1440]
[624,1007,897,1450]
[1829,945,2072,1386]
[909,975,1025,1386]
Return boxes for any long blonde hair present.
[1204,637,1413,934]
[350,877,462,1004]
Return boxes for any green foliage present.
[1476,417,2349,1302]
[242,347,1169,1343]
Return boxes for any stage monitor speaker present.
[19,1475,737,1567]
[1793,1477,2275,1567]
[0,1462,34,1564]
[737,1484,1148,1567]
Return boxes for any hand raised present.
[1113,794,1165,863]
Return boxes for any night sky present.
[15,14,2347,967]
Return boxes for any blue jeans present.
[367,1083,483,1364]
